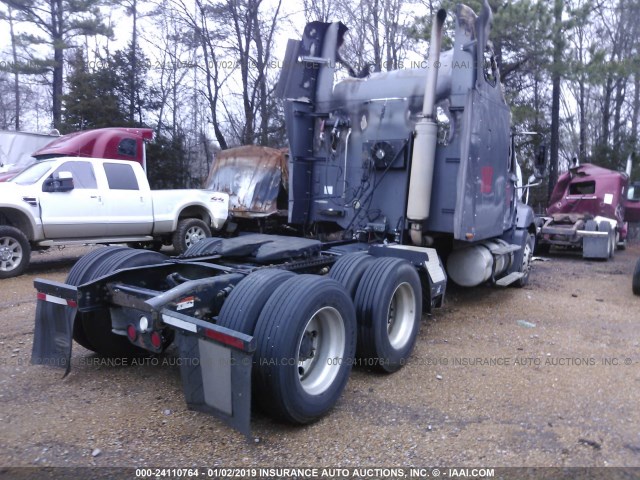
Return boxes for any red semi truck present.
[0,127,152,182]
[536,163,640,259]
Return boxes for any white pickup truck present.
[0,156,229,278]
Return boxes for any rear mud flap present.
[168,312,254,437]
[31,280,78,377]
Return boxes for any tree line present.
[0,0,638,200]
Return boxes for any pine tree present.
[1,0,112,129]
[61,49,127,132]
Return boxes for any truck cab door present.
[40,160,107,239]
[100,162,153,236]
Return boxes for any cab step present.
[495,271,525,286]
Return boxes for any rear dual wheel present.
[66,247,169,357]
[329,253,423,372]
[252,275,357,424]
[218,255,422,423]
[354,257,422,373]
[218,270,357,424]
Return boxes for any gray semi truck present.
[31,1,543,436]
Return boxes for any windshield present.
[10,160,55,185]
[629,184,640,201]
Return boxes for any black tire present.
[253,275,356,424]
[354,257,422,373]
[514,233,535,288]
[181,237,222,258]
[0,226,31,279]
[329,252,375,298]
[76,248,168,357]
[172,218,211,255]
[217,268,295,334]
[534,242,550,255]
[66,246,131,350]
[633,258,640,296]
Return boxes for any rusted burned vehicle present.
[204,145,288,234]
[537,163,640,260]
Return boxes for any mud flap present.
[163,310,255,437]
[31,279,78,377]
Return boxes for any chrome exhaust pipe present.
[407,8,447,245]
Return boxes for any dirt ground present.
[0,243,639,471]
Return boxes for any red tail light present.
[150,331,162,349]
[127,325,137,341]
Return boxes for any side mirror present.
[43,171,74,193]
[534,145,547,178]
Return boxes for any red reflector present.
[36,292,77,308]
[204,328,244,350]
[481,166,494,194]
[127,325,137,341]
[150,331,162,349]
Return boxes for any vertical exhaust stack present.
[407,8,447,246]
[625,153,633,177]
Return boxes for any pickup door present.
[40,160,108,238]
[100,162,153,236]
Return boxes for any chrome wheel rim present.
[185,226,206,248]
[387,282,416,349]
[0,236,23,272]
[521,238,532,276]
[297,306,345,395]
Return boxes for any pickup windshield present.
[10,160,55,185]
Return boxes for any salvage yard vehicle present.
[204,145,289,234]
[0,127,152,183]
[0,157,228,278]
[0,130,61,182]
[32,2,543,435]
[536,163,640,260]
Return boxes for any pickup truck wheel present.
[217,268,295,334]
[354,257,422,373]
[253,275,356,424]
[633,258,640,296]
[172,219,211,255]
[66,246,130,351]
[514,233,535,288]
[329,252,375,299]
[80,249,169,358]
[0,226,30,279]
